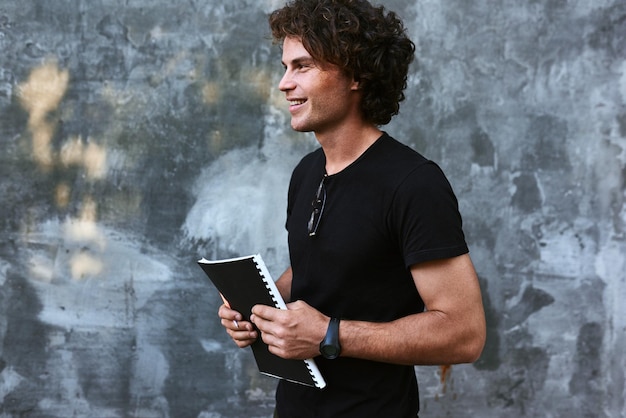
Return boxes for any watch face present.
[321,344,340,359]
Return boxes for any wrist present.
[319,317,342,359]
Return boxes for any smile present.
[289,99,307,106]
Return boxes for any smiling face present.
[279,37,362,136]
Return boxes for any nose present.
[278,69,295,92]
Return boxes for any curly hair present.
[269,0,415,126]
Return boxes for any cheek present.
[320,91,353,115]
[314,81,350,106]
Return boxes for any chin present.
[290,123,313,133]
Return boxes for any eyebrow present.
[282,56,316,67]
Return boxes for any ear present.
[350,79,360,91]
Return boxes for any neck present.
[315,123,382,175]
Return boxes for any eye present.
[297,62,313,71]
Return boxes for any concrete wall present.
[0,1,624,417]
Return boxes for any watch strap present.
[319,317,341,359]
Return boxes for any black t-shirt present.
[276,133,468,418]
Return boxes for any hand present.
[250,300,328,360]
[217,303,258,348]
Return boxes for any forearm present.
[339,309,485,366]
[337,254,485,366]
[251,296,484,364]
[257,257,486,365]
[275,266,293,302]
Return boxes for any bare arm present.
[340,253,486,365]
[275,266,293,302]
[251,254,486,365]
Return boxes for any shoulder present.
[368,133,428,171]
[374,133,451,188]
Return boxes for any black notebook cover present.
[198,254,326,388]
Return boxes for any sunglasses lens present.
[308,176,327,236]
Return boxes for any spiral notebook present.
[197,254,326,389]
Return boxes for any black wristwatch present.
[319,317,341,359]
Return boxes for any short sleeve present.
[389,161,468,267]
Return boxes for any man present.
[218,0,486,416]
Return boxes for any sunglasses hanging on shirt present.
[308,174,327,237]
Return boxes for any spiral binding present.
[252,254,326,388]
[305,360,324,388]
[257,263,281,308]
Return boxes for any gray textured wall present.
[0,1,624,417]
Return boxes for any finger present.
[221,317,250,331]
[233,336,257,349]
[250,312,279,336]
[251,304,280,319]
[229,328,259,347]
[218,304,243,323]
[251,306,288,332]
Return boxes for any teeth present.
[289,100,306,106]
